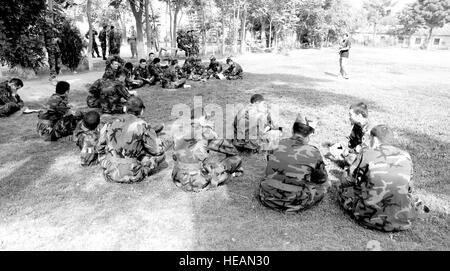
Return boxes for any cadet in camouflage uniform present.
[109,26,122,56]
[0,78,24,118]
[206,56,223,79]
[223,58,243,80]
[37,81,81,141]
[147,58,166,85]
[233,94,282,153]
[73,110,102,166]
[328,102,371,167]
[103,58,124,80]
[99,25,108,60]
[43,17,62,81]
[181,57,195,78]
[161,59,187,89]
[132,59,152,88]
[97,96,172,183]
[172,108,243,192]
[85,29,101,58]
[259,114,329,213]
[189,58,207,81]
[93,71,131,114]
[338,125,427,232]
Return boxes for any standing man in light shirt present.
[339,33,351,79]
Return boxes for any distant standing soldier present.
[108,26,115,56]
[99,25,108,60]
[259,114,330,213]
[338,125,429,232]
[85,28,101,58]
[339,32,351,79]
[43,16,62,81]
[110,26,122,56]
[128,26,138,58]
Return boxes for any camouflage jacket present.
[224,63,243,76]
[342,144,415,231]
[133,66,150,80]
[38,93,70,121]
[207,60,223,73]
[99,29,107,43]
[73,120,101,166]
[0,81,24,108]
[233,104,280,150]
[162,65,182,82]
[102,67,121,80]
[147,63,164,77]
[97,113,165,160]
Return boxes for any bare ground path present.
[0,47,449,250]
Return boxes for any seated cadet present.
[0,78,24,117]
[259,114,329,213]
[338,125,429,232]
[132,59,152,88]
[190,58,207,81]
[233,94,282,153]
[223,58,243,80]
[73,110,101,166]
[147,57,165,85]
[123,62,142,89]
[161,59,187,89]
[97,96,172,183]
[172,107,243,192]
[102,58,123,80]
[87,71,132,114]
[181,57,195,78]
[206,56,224,80]
[37,81,81,141]
[147,52,155,64]
[327,102,371,167]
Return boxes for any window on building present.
[434,38,440,45]
[415,38,421,44]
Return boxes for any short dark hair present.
[226,58,233,64]
[250,94,264,104]
[9,78,23,88]
[124,62,134,70]
[171,59,178,65]
[148,52,154,56]
[293,121,315,137]
[110,26,115,29]
[83,111,101,130]
[139,58,146,63]
[56,81,70,94]
[153,58,161,64]
[103,25,107,29]
[126,96,145,115]
[350,102,368,118]
[370,124,395,144]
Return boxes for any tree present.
[86,0,94,70]
[406,0,450,49]
[363,0,395,43]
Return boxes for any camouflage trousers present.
[100,154,166,183]
[233,130,282,153]
[259,178,329,213]
[48,51,61,79]
[162,78,187,89]
[37,115,79,141]
[172,154,243,192]
[100,42,107,59]
[338,185,419,232]
[0,102,21,117]
[86,94,125,114]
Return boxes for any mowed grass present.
[0,46,449,250]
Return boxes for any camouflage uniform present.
[132,65,151,87]
[102,67,121,81]
[172,118,243,192]
[161,66,187,89]
[181,57,195,78]
[207,59,223,79]
[73,120,101,166]
[99,28,108,59]
[43,23,61,79]
[87,78,131,114]
[85,30,100,57]
[110,30,122,56]
[259,136,330,213]
[37,93,80,141]
[338,144,419,232]
[233,104,282,152]
[190,60,207,81]
[224,62,243,80]
[147,62,164,85]
[97,113,171,183]
[0,81,24,117]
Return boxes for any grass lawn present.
[0,46,449,250]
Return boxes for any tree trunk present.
[86,0,93,71]
[233,2,240,54]
[373,23,377,46]
[120,12,127,43]
[260,17,266,47]
[221,8,226,56]
[269,19,272,48]
[149,0,159,51]
[200,2,207,56]
[130,1,146,58]
[172,8,179,49]
[239,3,247,54]
[145,0,152,53]
[426,27,434,50]
[168,1,172,47]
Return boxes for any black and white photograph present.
[0,0,449,253]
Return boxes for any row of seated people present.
[32,80,428,233]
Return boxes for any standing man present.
[85,28,101,58]
[128,26,138,58]
[339,33,351,79]
[43,16,61,81]
[112,26,123,56]
[99,25,108,60]
[108,26,115,56]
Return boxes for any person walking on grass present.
[339,33,351,79]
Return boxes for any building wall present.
[353,32,450,49]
